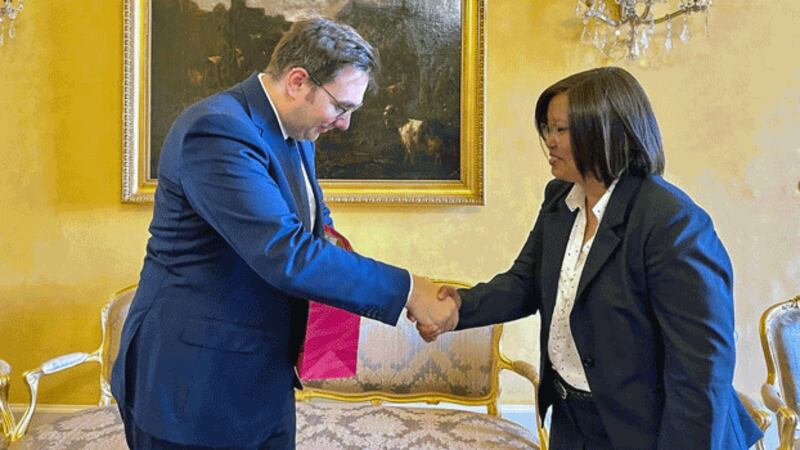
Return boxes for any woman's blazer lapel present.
[539,175,645,313]
[540,183,577,314]
[574,175,643,303]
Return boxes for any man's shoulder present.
[183,89,248,123]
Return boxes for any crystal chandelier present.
[0,0,24,47]
[575,0,712,61]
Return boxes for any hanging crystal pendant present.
[679,13,691,43]
[598,23,608,51]
[640,28,650,53]
[664,18,673,52]
[581,18,592,44]
[629,26,640,60]
[593,26,601,50]
[613,27,622,49]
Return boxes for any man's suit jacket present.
[457,174,762,449]
[110,73,410,447]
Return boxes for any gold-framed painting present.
[122,0,484,204]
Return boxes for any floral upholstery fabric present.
[10,406,125,450]
[303,318,495,397]
[12,402,537,450]
[297,401,536,449]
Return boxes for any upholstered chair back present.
[300,281,509,412]
[96,282,503,404]
[768,302,800,411]
[763,298,800,412]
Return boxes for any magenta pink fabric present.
[297,227,361,380]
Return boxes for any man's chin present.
[303,128,323,142]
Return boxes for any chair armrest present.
[501,359,549,450]
[10,351,101,441]
[506,360,539,387]
[761,382,788,413]
[762,383,799,450]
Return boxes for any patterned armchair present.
[760,295,800,450]
[2,280,541,450]
[296,279,542,450]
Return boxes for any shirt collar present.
[258,73,290,141]
[564,178,619,220]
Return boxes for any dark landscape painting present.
[151,0,462,181]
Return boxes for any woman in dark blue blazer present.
[432,67,762,449]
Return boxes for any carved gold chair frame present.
[760,294,800,450]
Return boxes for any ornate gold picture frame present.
[122,0,484,204]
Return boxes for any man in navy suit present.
[111,18,458,449]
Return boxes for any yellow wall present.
[1,0,798,406]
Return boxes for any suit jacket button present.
[582,357,594,368]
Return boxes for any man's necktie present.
[285,138,311,231]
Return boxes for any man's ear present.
[284,67,310,99]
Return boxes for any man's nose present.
[334,113,351,131]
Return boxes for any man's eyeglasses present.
[307,72,362,119]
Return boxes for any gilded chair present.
[296,279,544,450]
[0,285,135,449]
[761,295,800,450]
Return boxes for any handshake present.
[405,275,461,343]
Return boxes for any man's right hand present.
[405,275,459,342]
[415,285,462,342]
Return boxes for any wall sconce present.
[575,0,711,61]
[0,0,24,46]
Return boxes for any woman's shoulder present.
[635,175,712,226]
[543,178,572,199]
[541,178,573,209]
[639,176,698,207]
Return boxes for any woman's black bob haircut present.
[535,67,665,186]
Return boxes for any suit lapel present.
[541,200,578,313]
[574,175,643,301]
[238,72,312,230]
